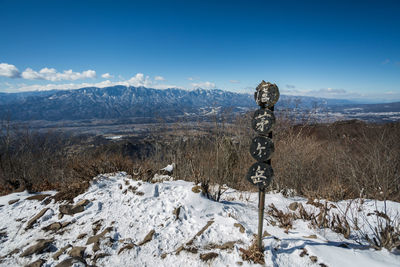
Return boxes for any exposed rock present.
[92,220,103,235]
[195,221,214,238]
[75,199,90,207]
[92,242,100,252]
[310,255,318,262]
[205,241,237,250]
[299,248,308,257]
[25,258,45,267]
[8,199,19,205]
[118,243,135,255]
[26,194,51,201]
[59,205,72,215]
[61,221,72,228]
[26,208,50,229]
[58,213,64,220]
[186,220,214,246]
[8,248,20,256]
[77,233,87,240]
[104,237,114,248]
[288,202,299,211]
[43,197,52,205]
[55,257,86,267]
[118,238,133,243]
[20,239,53,257]
[68,246,86,258]
[173,206,181,220]
[138,230,155,246]
[92,253,110,263]
[263,231,271,237]
[175,245,184,255]
[70,206,84,214]
[0,230,7,239]
[42,222,62,232]
[175,245,198,255]
[86,227,113,245]
[59,199,90,216]
[52,244,72,260]
[184,247,198,254]
[234,223,245,233]
[200,252,219,262]
[303,234,317,239]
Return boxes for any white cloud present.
[191,81,216,89]
[0,63,20,78]
[187,77,194,81]
[154,76,165,81]
[101,73,114,79]
[7,73,183,92]
[229,80,240,84]
[126,73,152,87]
[21,67,96,81]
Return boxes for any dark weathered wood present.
[250,81,280,253]
[251,108,275,135]
[254,80,280,108]
[250,136,274,162]
[246,162,273,188]
[258,188,265,251]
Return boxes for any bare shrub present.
[1,113,399,205]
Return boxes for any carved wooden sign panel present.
[246,162,273,188]
[254,81,280,108]
[250,136,274,162]
[251,108,275,135]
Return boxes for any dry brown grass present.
[1,116,399,204]
[239,236,265,265]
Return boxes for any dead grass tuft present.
[239,238,265,265]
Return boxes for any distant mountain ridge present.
[0,86,397,122]
[0,86,255,121]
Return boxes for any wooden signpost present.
[246,80,279,252]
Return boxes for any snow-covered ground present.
[0,172,399,266]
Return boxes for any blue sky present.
[0,0,399,102]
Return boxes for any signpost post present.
[246,81,279,252]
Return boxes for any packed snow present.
[0,172,399,266]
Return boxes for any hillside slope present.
[0,172,399,266]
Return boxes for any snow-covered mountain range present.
[0,86,399,122]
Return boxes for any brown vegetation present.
[1,115,399,204]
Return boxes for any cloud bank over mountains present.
[1,62,398,101]
[21,68,96,81]
[0,62,185,92]
[0,62,97,82]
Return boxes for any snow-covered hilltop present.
[0,172,399,266]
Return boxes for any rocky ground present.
[0,172,399,267]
